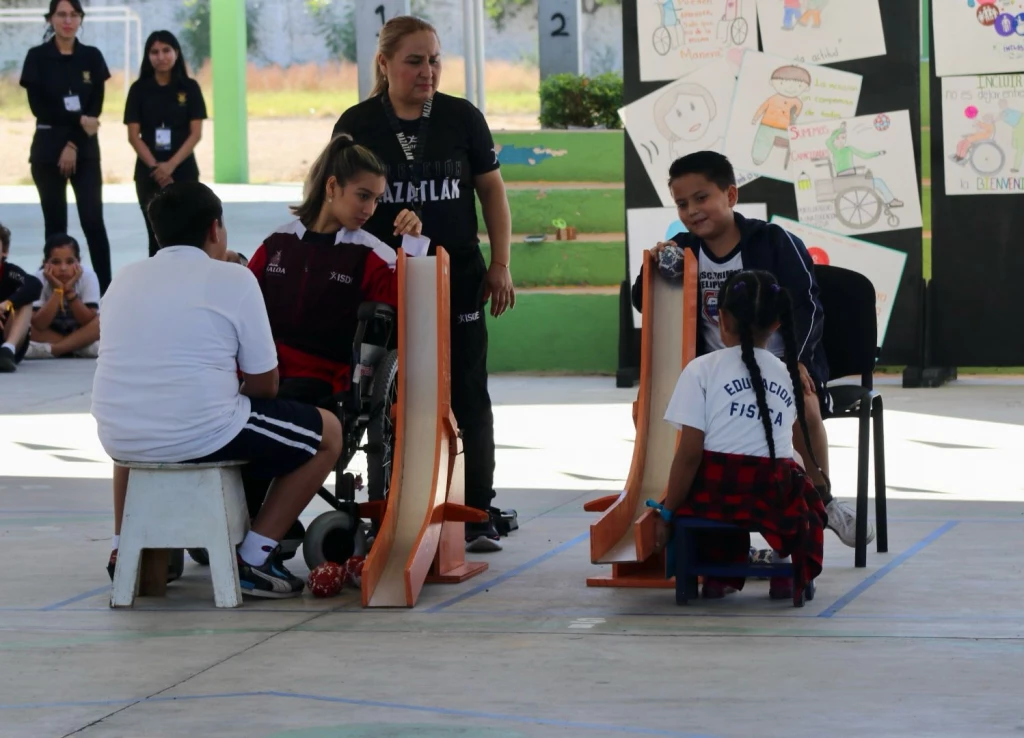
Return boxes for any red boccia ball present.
[344,555,366,589]
[808,247,830,266]
[308,561,345,598]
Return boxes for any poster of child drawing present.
[941,73,1024,195]
[789,110,922,235]
[636,0,760,82]
[771,216,907,343]
[724,51,863,183]
[934,0,1024,77]
[620,60,742,206]
[756,0,886,64]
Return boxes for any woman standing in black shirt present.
[333,16,515,552]
[124,31,208,257]
[19,0,112,293]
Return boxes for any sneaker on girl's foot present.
[826,499,875,548]
[24,341,53,360]
[237,547,304,598]
[0,346,17,373]
[465,518,503,552]
[701,579,737,599]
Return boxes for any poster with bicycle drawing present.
[637,0,760,82]
[619,59,760,206]
[788,110,922,235]
[755,0,886,65]
[723,51,863,184]
[771,217,906,343]
[933,0,1024,77]
[941,73,1024,195]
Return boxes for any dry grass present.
[0,57,539,120]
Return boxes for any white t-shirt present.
[91,246,278,462]
[664,346,797,459]
[697,244,784,356]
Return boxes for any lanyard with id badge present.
[63,90,81,113]
[381,95,433,256]
[155,123,172,152]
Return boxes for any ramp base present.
[586,554,673,589]
[427,561,489,584]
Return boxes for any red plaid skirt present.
[675,451,827,591]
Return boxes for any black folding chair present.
[815,265,889,567]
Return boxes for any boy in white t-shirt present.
[92,182,343,599]
[655,270,827,602]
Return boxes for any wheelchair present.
[812,158,900,230]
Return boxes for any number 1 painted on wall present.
[375,4,386,36]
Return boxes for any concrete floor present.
[2,358,1023,737]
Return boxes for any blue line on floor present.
[40,585,109,611]
[0,690,717,736]
[818,521,960,618]
[425,532,589,613]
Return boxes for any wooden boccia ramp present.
[360,249,489,608]
[585,249,697,587]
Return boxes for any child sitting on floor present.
[654,269,827,600]
[0,222,42,373]
[27,234,101,359]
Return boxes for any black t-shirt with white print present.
[332,92,500,260]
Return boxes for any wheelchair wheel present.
[834,187,882,229]
[970,141,1005,175]
[653,25,671,55]
[302,510,369,570]
[366,349,398,502]
[730,17,749,45]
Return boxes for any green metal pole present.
[211,0,248,183]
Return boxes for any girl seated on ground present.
[27,234,101,359]
[654,269,828,601]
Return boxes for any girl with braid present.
[655,270,828,603]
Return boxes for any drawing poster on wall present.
[626,203,768,325]
[941,73,1024,195]
[933,0,1024,77]
[619,60,761,206]
[772,217,906,342]
[723,51,863,183]
[788,110,923,235]
[636,0,760,82]
[756,0,887,65]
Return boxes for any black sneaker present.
[237,547,305,598]
[465,518,503,553]
[0,347,16,373]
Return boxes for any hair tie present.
[732,281,747,292]
[770,283,781,294]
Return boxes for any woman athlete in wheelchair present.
[227,135,422,568]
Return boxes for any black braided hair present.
[776,285,832,493]
[719,271,776,462]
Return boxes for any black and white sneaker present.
[0,346,17,373]
[465,518,503,553]
[237,547,305,598]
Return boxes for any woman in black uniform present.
[19,0,112,293]
[333,16,516,552]
[124,30,207,257]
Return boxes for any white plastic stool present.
[111,460,249,608]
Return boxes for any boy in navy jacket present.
[0,223,42,372]
[631,151,871,548]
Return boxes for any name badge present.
[155,127,172,151]
[63,95,81,112]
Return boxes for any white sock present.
[111,534,119,551]
[1,342,15,354]
[772,551,791,565]
[238,531,278,566]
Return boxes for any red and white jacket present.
[248,220,397,393]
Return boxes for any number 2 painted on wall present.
[551,12,570,36]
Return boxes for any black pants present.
[450,250,496,512]
[31,159,111,292]
[243,378,333,519]
[136,170,200,257]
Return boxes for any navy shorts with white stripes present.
[187,397,324,479]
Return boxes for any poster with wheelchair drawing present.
[723,52,863,184]
[933,0,1024,77]
[636,0,759,82]
[619,59,762,206]
[755,0,887,65]
[788,111,923,235]
[771,217,906,343]
[941,73,1024,195]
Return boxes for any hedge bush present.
[539,73,623,130]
